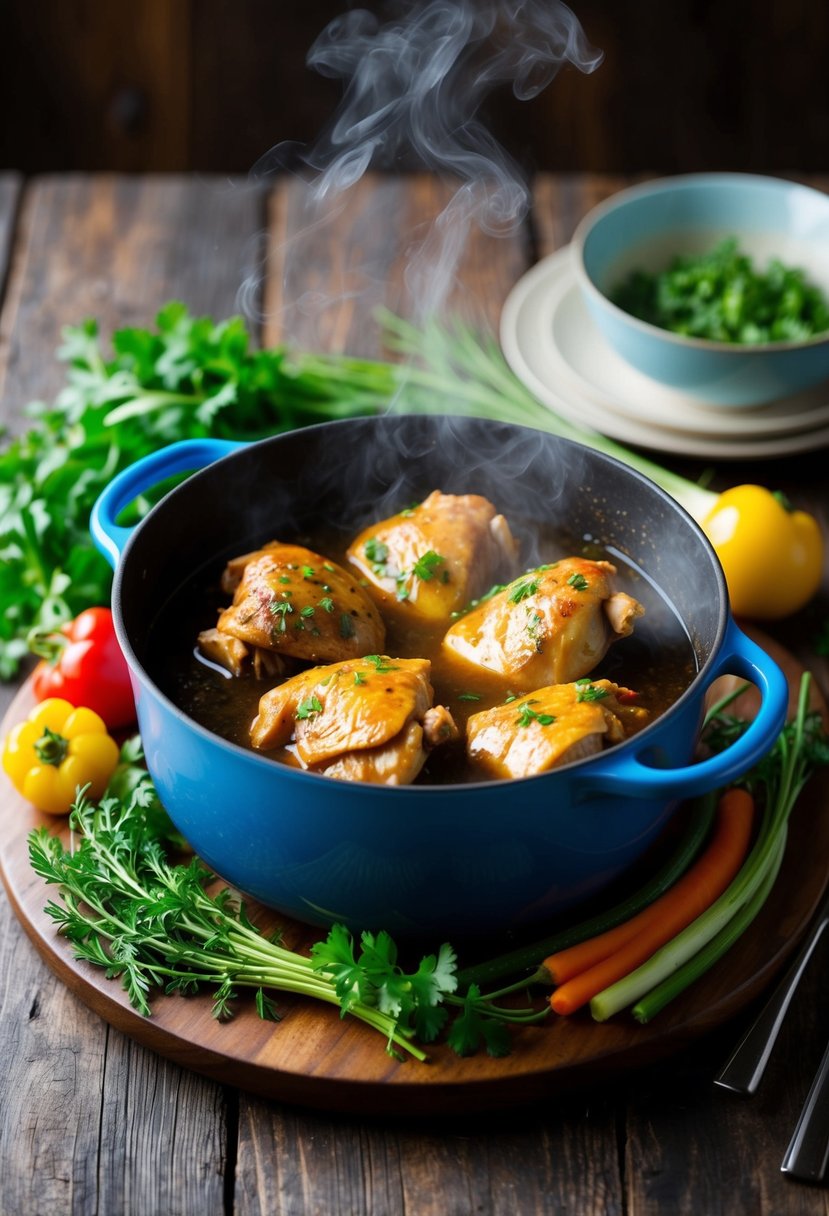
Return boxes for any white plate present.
[500,248,829,459]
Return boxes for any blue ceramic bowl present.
[571,173,829,406]
[90,417,788,938]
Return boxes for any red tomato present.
[31,607,136,729]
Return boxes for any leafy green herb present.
[457,692,482,702]
[269,600,293,634]
[364,538,389,572]
[296,695,323,720]
[354,671,367,686]
[300,605,316,618]
[28,767,547,1060]
[515,702,556,728]
[450,582,507,620]
[508,578,539,604]
[363,655,398,673]
[28,778,429,1059]
[301,565,316,579]
[0,303,385,677]
[411,550,446,581]
[575,682,609,703]
[611,237,829,344]
[339,613,355,639]
[566,573,589,592]
[318,596,335,614]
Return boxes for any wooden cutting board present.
[1,635,827,1117]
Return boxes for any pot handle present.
[90,438,245,569]
[580,619,789,800]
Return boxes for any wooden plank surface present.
[1,171,829,1216]
[0,174,264,1216]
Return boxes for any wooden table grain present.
[1,171,828,1216]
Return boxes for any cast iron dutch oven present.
[90,415,788,937]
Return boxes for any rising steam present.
[243,0,602,339]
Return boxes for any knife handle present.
[781,1038,829,1182]
[714,911,829,1096]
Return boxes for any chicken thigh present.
[200,542,385,672]
[442,557,643,690]
[346,491,518,624]
[251,655,459,784]
[466,679,649,780]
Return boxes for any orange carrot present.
[547,787,755,1016]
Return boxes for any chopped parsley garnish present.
[504,692,518,704]
[412,550,446,581]
[611,236,829,343]
[363,655,399,673]
[515,702,556,728]
[278,575,292,584]
[300,605,315,618]
[354,671,367,686]
[450,582,507,620]
[339,613,355,639]
[508,578,539,604]
[458,692,482,702]
[318,596,335,613]
[301,565,316,579]
[269,600,293,633]
[323,562,335,573]
[575,681,609,703]
[567,573,589,591]
[364,538,389,570]
[296,695,323,720]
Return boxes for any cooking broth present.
[147,512,698,785]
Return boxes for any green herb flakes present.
[296,695,323,720]
[566,573,589,591]
[515,702,556,728]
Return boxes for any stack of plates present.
[500,247,829,460]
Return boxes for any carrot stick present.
[548,787,755,1016]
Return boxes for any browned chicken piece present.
[250,655,459,784]
[346,490,518,624]
[196,628,288,680]
[213,542,385,666]
[466,679,649,780]
[197,627,249,677]
[442,557,644,691]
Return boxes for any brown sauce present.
[148,520,697,785]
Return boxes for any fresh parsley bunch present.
[0,303,392,677]
[29,752,546,1060]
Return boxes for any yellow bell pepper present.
[2,698,120,815]
[701,486,824,620]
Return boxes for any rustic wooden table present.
[0,171,828,1215]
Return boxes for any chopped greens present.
[566,573,589,591]
[516,701,556,727]
[575,681,609,703]
[611,237,829,344]
[296,695,323,720]
[508,578,540,604]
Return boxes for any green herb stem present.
[589,674,819,1023]
[631,829,786,1023]
[456,793,717,991]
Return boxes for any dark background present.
[2,0,828,177]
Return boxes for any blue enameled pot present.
[90,416,788,938]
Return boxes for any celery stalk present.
[631,830,786,1023]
